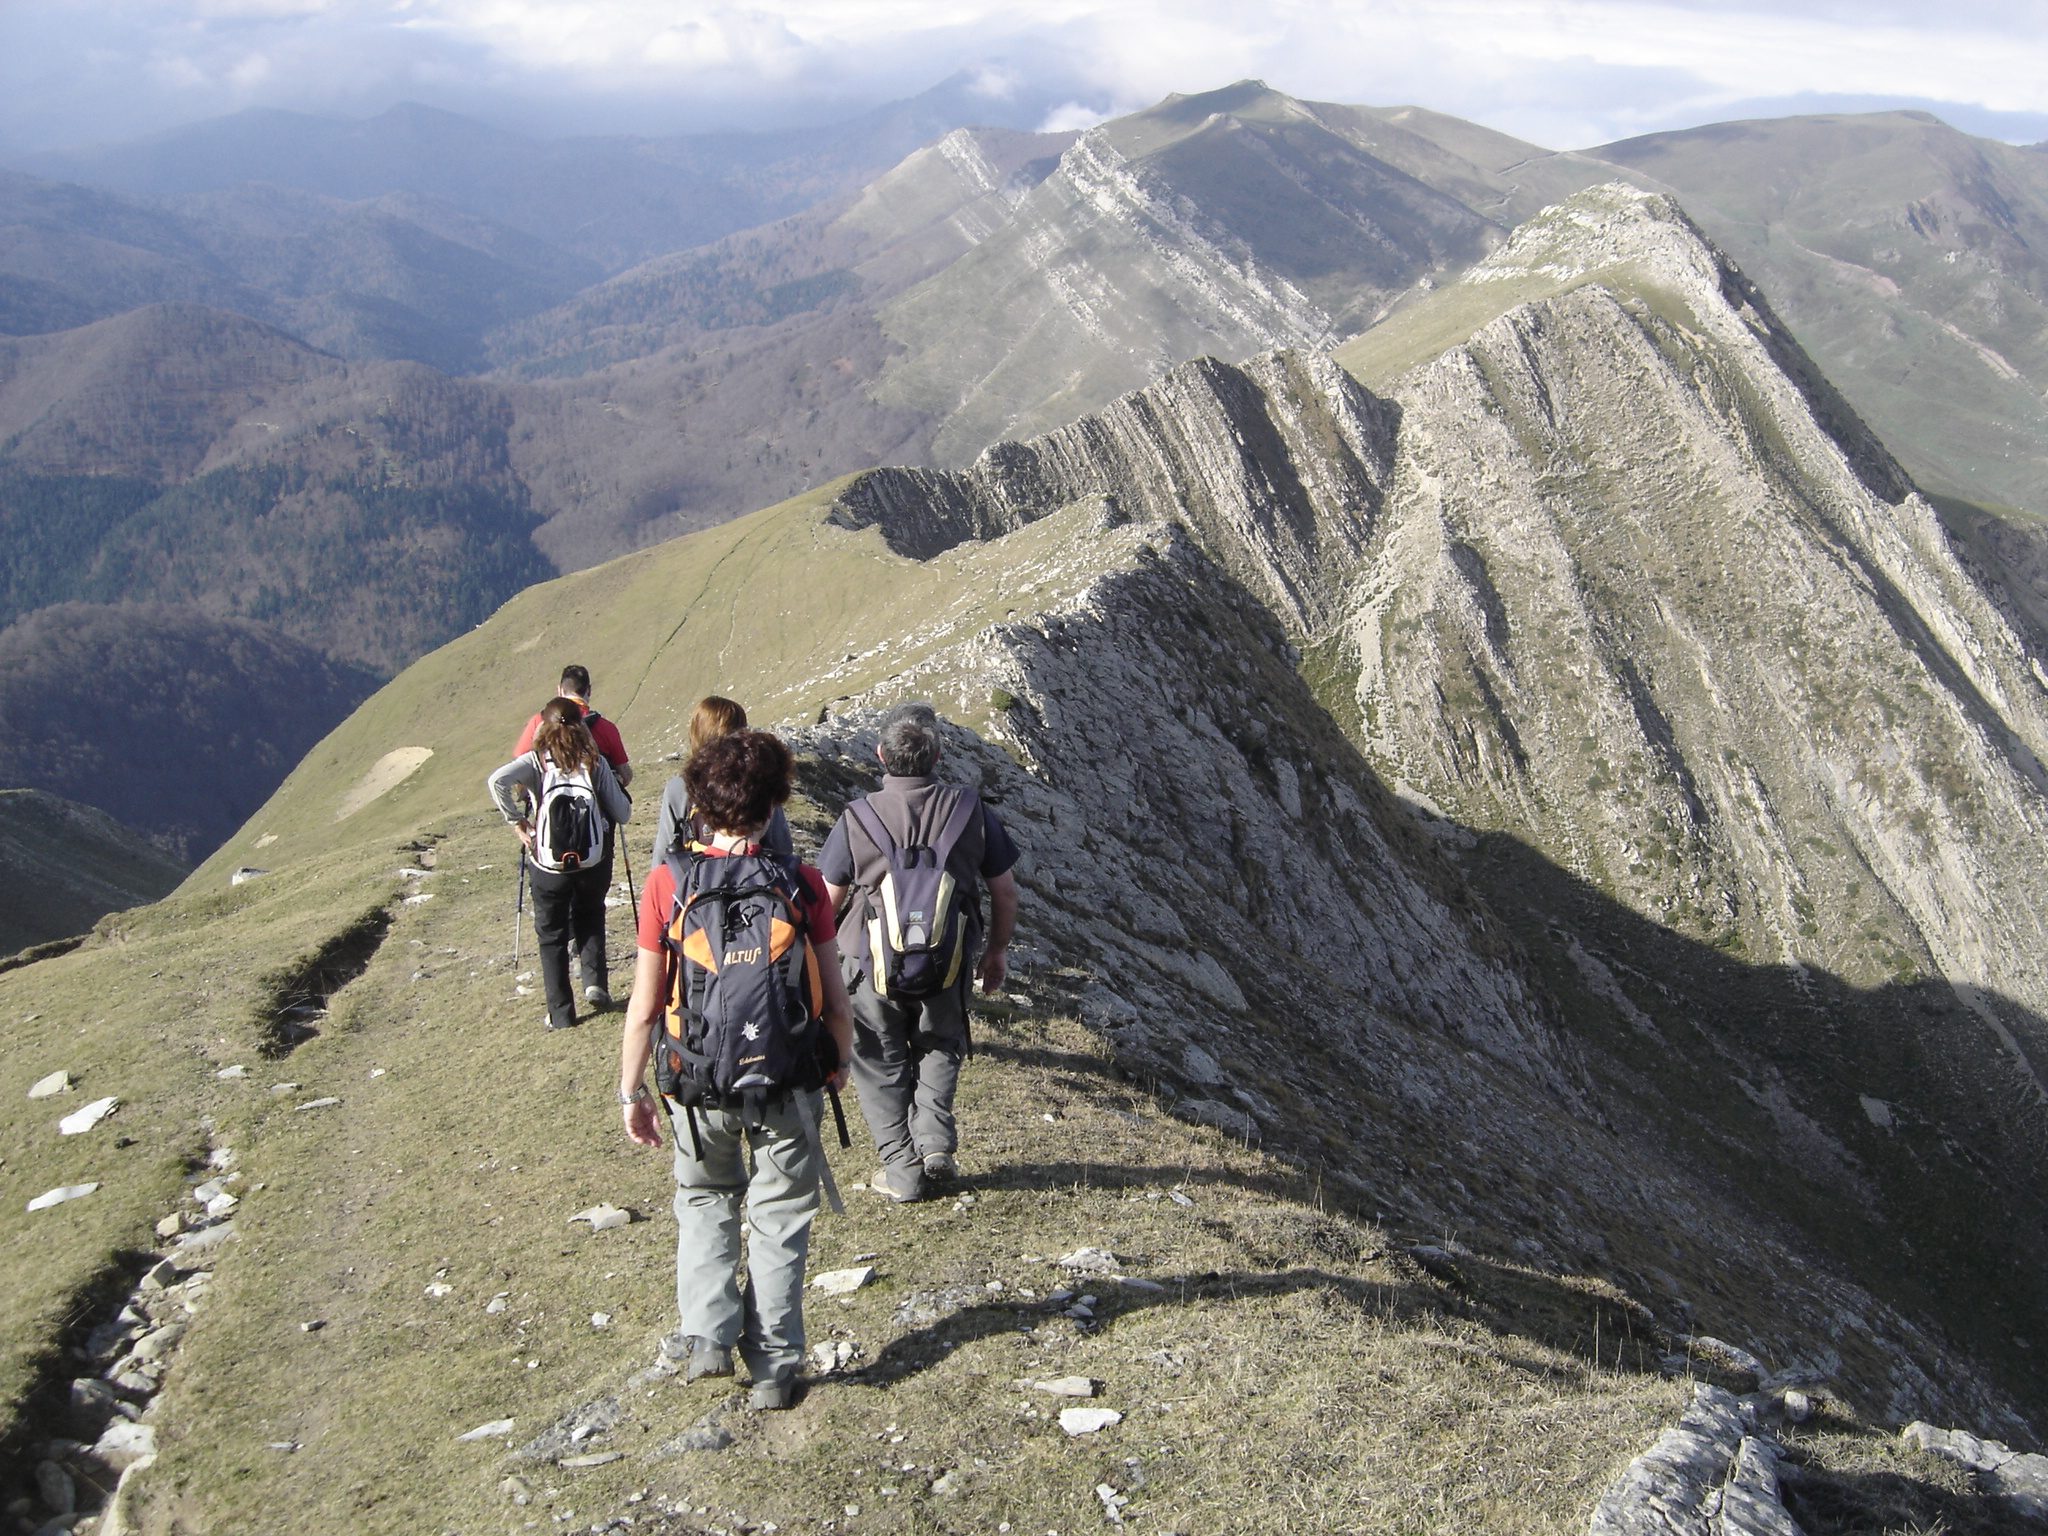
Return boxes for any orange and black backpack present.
[652,846,834,1124]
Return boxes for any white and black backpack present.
[531,755,606,872]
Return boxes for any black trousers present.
[528,855,611,1026]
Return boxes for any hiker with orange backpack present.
[617,729,853,1411]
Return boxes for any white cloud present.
[1039,99,1110,133]
[2,0,2044,153]
[967,63,1021,99]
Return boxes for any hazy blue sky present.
[3,0,2043,154]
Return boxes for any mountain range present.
[4,84,2047,917]
[1,175,2043,1532]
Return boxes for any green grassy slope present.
[192,474,1108,885]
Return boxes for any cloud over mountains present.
[3,0,2044,155]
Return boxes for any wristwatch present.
[618,1085,651,1106]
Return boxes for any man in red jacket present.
[516,664,634,787]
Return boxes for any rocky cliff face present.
[820,183,2048,1430]
[872,81,1498,464]
[1352,187,2048,1057]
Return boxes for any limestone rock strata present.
[1587,1384,1802,1536]
[818,182,2048,1432]
[831,347,1395,635]
[795,503,2023,1436]
[1361,190,2048,1017]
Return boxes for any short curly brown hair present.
[683,729,792,836]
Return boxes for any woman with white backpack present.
[488,696,633,1030]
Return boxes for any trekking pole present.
[620,844,640,930]
[513,849,527,970]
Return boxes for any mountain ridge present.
[3,181,2046,1532]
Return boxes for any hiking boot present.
[583,983,611,1009]
[920,1150,958,1183]
[659,1332,733,1383]
[544,1014,577,1031]
[872,1165,927,1204]
[748,1373,796,1412]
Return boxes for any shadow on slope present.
[1455,822,2047,1426]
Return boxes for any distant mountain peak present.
[1469,180,1713,287]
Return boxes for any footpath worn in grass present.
[6,800,2029,1533]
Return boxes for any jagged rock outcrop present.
[831,347,1395,634]
[1588,1384,1801,1535]
[817,182,2048,1433]
[1353,188,2048,1025]
[790,496,2029,1438]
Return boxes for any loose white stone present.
[205,1192,239,1218]
[591,1313,611,1328]
[1057,1246,1119,1274]
[1031,1376,1099,1398]
[486,1294,509,1315]
[58,1096,120,1135]
[216,1065,249,1079]
[458,1419,516,1441]
[27,1183,98,1212]
[811,1339,860,1374]
[131,1325,185,1363]
[175,1221,236,1257]
[28,1070,71,1099]
[811,1265,875,1295]
[402,892,434,906]
[154,1213,186,1240]
[561,1452,623,1469]
[569,1204,631,1231]
[1058,1407,1122,1436]
[295,1097,342,1111]
[93,1419,158,1469]
[424,1282,453,1299]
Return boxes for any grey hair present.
[877,702,942,776]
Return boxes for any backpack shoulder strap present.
[930,787,981,864]
[848,795,895,858]
[661,849,698,928]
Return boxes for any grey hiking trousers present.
[666,1093,821,1384]
[847,977,966,1176]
